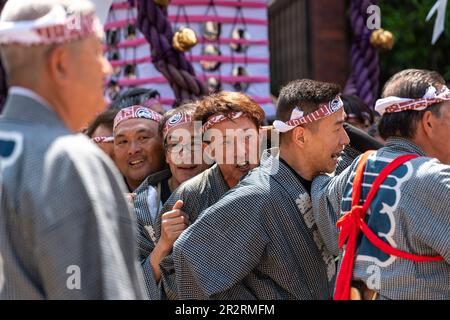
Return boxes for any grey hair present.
[0,0,97,83]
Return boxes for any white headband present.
[273,96,344,133]
[0,5,103,45]
[375,85,450,116]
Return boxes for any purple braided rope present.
[134,0,207,105]
[344,0,380,108]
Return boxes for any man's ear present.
[421,110,435,138]
[292,126,306,148]
[46,44,73,86]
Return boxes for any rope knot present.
[336,205,364,249]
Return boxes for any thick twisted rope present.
[134,0,206,105]
[344,0,380,108]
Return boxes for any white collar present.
[9,86,53,111]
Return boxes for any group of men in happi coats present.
[0,0,449,300]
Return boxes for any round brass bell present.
[107,48,120,61]
[230,27,250,52]
[232,66,249,92]
[200,44,221,71]
[125,23,137,41]
[107,80,121,101]
[106,28,119,47]
[124,64,136,79]
[206,77,222,93]
[370,28,395,50]
[113,66,121,77]
[203,21,221,41]
[173,27,198,52]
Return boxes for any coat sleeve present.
[36,139,146,299]
[311,159,359,256]
[172,185,269,299]
[137,221,161,300]
[407,161,450,263]
[134,184,162,300]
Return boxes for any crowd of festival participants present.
[0,0,449,300]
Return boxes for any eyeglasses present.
[165,140,203,153]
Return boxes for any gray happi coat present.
[172,148,337,300]
[0,93,145,299]
[136,164,229,299]
[312,137,450,299]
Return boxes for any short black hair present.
[378,69,445,140]
[109,87,160,109]
[86,108,120,137]
[276,79,341,143]
[276,79,341,122]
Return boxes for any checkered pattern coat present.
[0,94,146,299]
[172,148,337,300]
[136,164,229,299]
[312,137,450,299]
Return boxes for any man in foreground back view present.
[312,69,450,300]
[0,0,145,299]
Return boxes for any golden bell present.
[370,28,395,50]
[153,0,171,7]
[173,27,198,52]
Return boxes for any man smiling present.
[172,79,352,299]
[113,105,166,192]
[159,102,210,193]
[139,91,265,299]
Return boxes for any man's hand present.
[159,200,189,254]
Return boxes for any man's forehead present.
[329,108,346,122]
[167,123,194,138]
[114,118,158,135]
[209,116,256,131]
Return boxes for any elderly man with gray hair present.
[0,0,145,299]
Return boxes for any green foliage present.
[380,0,450,85]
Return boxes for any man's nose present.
[341,128,350,146]
[235,138,248,162]
[128,140,142,155]
[102,57,113,77]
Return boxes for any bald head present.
[0,0,97,85]
[0,0,95,22]
[0,0,112,132]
